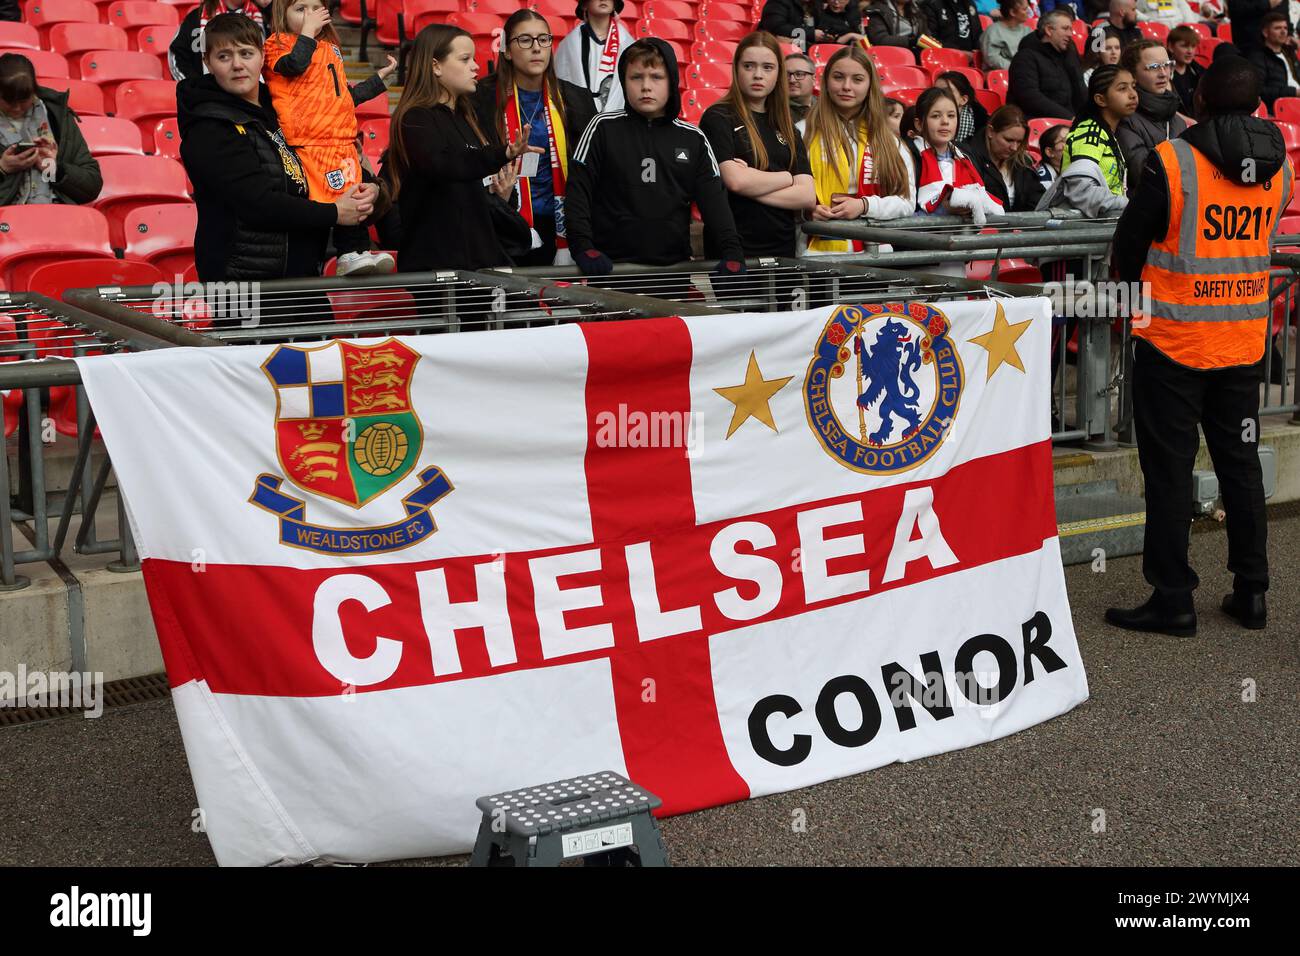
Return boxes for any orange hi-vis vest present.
[1137,137,1292,369]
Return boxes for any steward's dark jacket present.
[1112,115,1288,283]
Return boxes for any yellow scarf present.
[806,121,869,254]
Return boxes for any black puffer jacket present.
[1112,115,1288,283]
[177,74,336,281]
[758,0,819,40]
[864,0,929,49]
[1008,30,1087,120]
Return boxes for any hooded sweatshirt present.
[1112,115,1289,283]
[565,37,743,264]
[177,74,336,281]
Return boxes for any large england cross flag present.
[77,297,1088,866]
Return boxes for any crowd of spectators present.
[1,0,1297,283]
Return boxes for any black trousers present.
[1132,338,1269,602]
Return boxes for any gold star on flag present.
[968,302,1032,381]
[714,351,794,439]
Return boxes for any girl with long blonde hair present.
[803,44,916,255]
[700,30,816,258]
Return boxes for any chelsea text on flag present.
[76,298,1088,866]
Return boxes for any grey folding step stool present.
[470,771,668,867]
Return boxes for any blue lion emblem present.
[856,318,923,445]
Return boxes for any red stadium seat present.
[973,87,1002,114]
[692,39,738,63]
[878,65,928,90]
[642,0,698,19]
[685,59,731,89]
[698,1,748,19]
[134,24,173,64]
[76,49,164,110]
[1138,22,1169,42]
[0,22,42,50]
[406,0,461,35]
[24,0,99,44]
[1193,35,1221,67]
[113,79,177,148]
[921,48,972,71]
[464,0,526,13]
[358,117,389,165]
[1027,116,1060,148]
[986,69,1008,96]
[889,87,926,107]
[24,257,165,299]
[355,91,390,118]
[1275,97,1300,125]
[1218,23,1232,42]
[636,18,693,41]
[92,154,191,248]
[1182,22,1211,41]
[694,20,749,42]
[151,115,181,160]
[122,202,197,276]
[105,1,180,44]
[79,114,145,154]
[866,46,915,68]
[0,204,116,290]
[661,38,687,65]
[446,11,506,36]
[336,0,366,25]
[529,0,574,17]
[0,48,69,76]
[1275,119,1300,151]
[47,22,129,57]
[36,74,105,114]
[325,283,417,326]
[942,65,984,89]
[966,258,1042,284]
[979,14,991,30]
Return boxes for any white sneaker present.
[336,251,377,277]
[366,251,396,274]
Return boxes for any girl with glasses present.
[555,0,635,112]
[473,9,597,266]
[1116,39,1187,195]
[700,31,816,259]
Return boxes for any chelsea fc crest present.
[805,303,964,474]
[249,338,453,554]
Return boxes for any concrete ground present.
[1,508,1296,867]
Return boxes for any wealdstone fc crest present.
[805,303,964,474]
[250,338,452,554]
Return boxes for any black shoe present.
[1105,594,1197,637]
[1221,592,1267,630]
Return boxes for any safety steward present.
[1107,55,1289,637]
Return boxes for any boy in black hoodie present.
[565,38,746,277]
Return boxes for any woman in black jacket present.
[757,0,820,44]
[864,0,929,49]
[472,9,596,266]
[169,0,272,81]
[177,13,375,283]
[389,25,544,273]
[962,103,1045,212]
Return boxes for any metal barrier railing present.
[0,292,182,592]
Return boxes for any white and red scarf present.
[596,16,622,85]
[916,144,1001,214]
